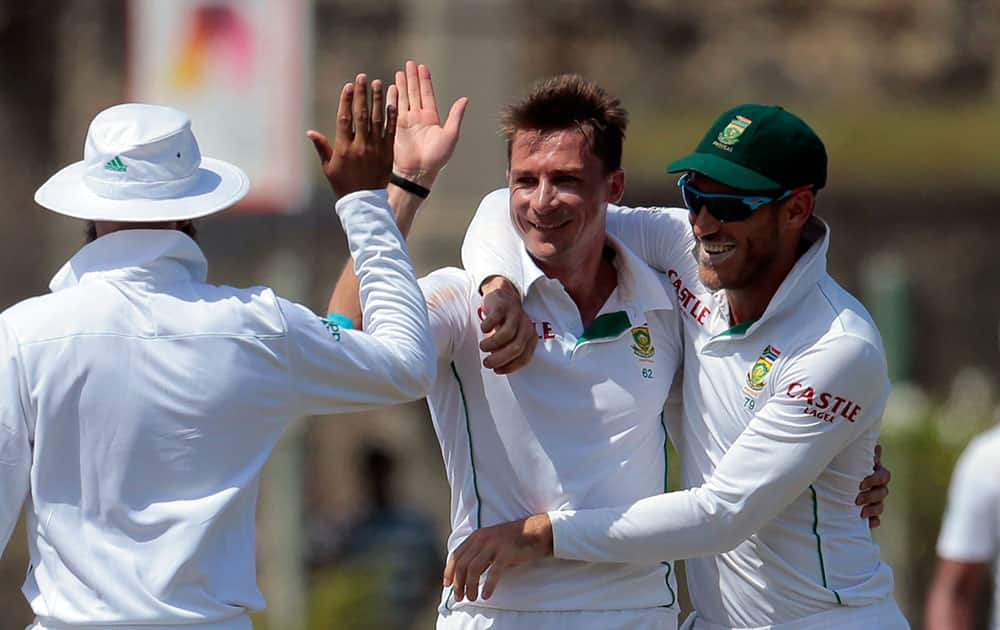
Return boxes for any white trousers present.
[679,597,909,630]
[437,604,678,630]
[28,614,252,630]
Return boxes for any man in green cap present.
[451,103,908,629]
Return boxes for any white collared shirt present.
[423,230,682,616]
[462,190,904,629]
[936,424,1000,630]
[0,190,434,628]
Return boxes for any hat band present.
[83,170,202,201]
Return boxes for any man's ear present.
[783,189,814,230]
[607,169,625,204]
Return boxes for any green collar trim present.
[716,318,758,337]
[577,310,631,344]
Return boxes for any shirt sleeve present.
[548,333,889,563]
[605,204,695,275]
[284,190,435,416]
[460,188,694,290]
[418,267,475,363]
[460,188,524,293]
[0,319,30,558]
[936,433,999,562]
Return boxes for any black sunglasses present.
[677,173,811,223]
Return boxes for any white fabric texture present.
[936,423,1000,629]
[436,602,677,630]
[421,231,683,612]
[461,189,902,628]
[0,189,434,627]
[34,103,249,221]
[681,596,907,629]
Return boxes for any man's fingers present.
[405,60,421,110]
[450,544,470,602]
[482,344,524,372]
[384,84,399,148]
[480,309,505,337]
[336,82,354,144]
[869,516,881,529]
[444,96,470,138]
[495,323,538,374]
[860,502,884,519]
[874,443,882,468]
[489,345,536,375]
[371,79,384,134]
[417,63,438,115]
[482,314,537,372]
[859,466,891,491]
[395,69,409,115]
[443,552,455,586]
[305,130,332,164]
[856,485,888,506]
[481,561,506,600]
[352,73,370,139]
[464,553,493,602]
[480,312,518,350]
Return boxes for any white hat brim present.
[34,156,250,222]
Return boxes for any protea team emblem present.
[631,325,655,360]
[745,344,781,393]
[717,115,753,146]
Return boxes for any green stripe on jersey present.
[809,484,843,605]
[451,362,482,528]
[715,318,758,338]
[577,310,631,344]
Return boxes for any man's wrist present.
[525,513,554,557]
[480,275,519,299]
[390,173,431,199]
[391,167,438,189]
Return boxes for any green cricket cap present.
[666,104,827,192]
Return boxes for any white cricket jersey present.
[462,189,906,629]
[0,190,435,628]
[936,424,1000,629]
[421,233,682,616]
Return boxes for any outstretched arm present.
[325,60,467,329]
[290,71,431,413]
[445,335,890,601]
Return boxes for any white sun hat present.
[34,103,249,221]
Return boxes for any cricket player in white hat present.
[0,73,436,629]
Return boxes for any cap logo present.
[104,156,127,172]
[715,115,753,148]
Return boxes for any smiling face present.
[687,173,785,292]
[508,128,624,273]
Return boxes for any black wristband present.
[389,173,430,199]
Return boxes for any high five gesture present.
[308,73,398,197]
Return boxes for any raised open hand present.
[392,60,468,188]
[307,73,398,197]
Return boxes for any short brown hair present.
[500,75,627,173]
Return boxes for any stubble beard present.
[692,219,780,292]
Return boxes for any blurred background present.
[0,0,997,628]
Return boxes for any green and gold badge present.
[717,115,753,146]
[631,325,655,360]
[745,344,781,392]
